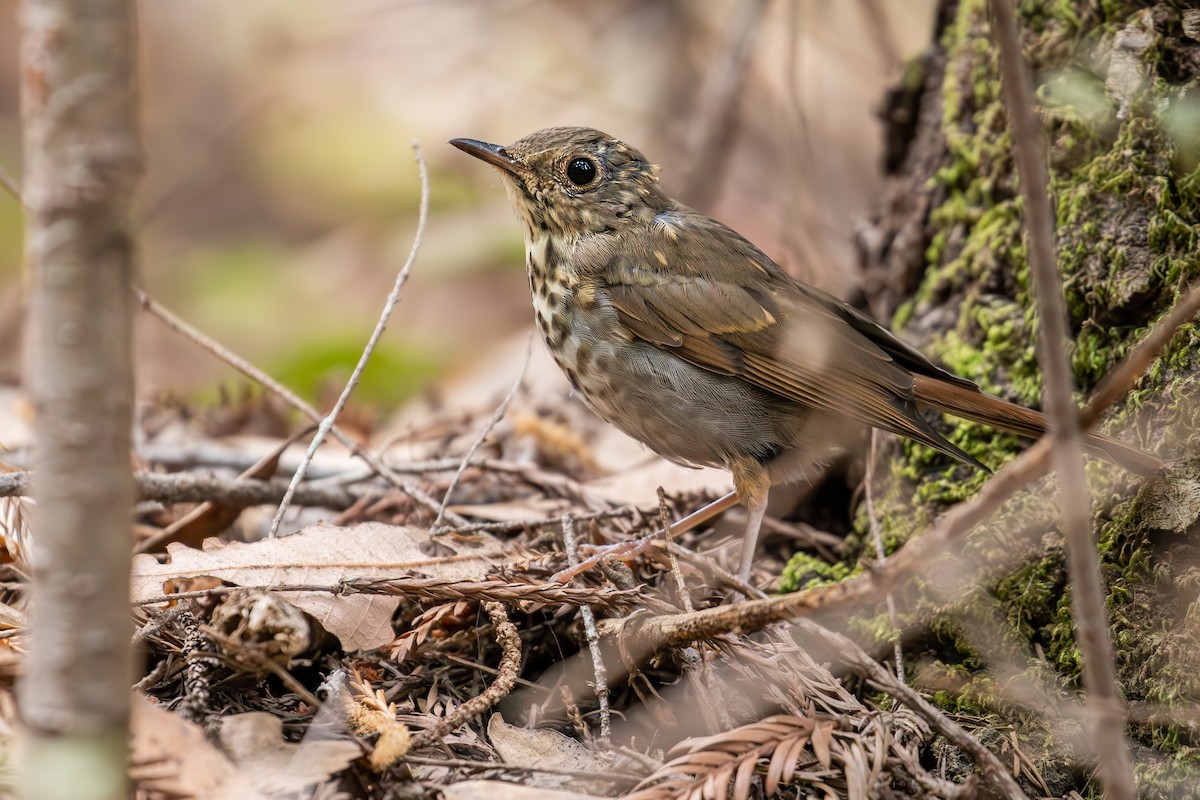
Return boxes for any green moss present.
[777,552,857,594]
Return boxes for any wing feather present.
[573,207,989,471]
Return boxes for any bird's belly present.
[544,323,804,471]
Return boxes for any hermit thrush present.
[451,127,1160,581]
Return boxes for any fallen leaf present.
[131,695,235,799]
[132,701,360,800]
[132,522,506,650]
[487,712,608,785]
[441,781,607,800]
[217,712,360,798]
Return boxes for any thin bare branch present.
[561,513,611,744]
[270,140,430,536]
[990,2,1134,796]
[1084,283,1200,426]
[135,289,454,522]
[658,486,694,613]
[136,576,641,614]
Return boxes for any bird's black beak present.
[449,138,526,176]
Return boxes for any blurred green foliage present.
[169,239,444,407]
[0,196,21,276]
[250,103,477,224]
[271,336,443,408]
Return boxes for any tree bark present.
[18,1,140,798]
[847,0,1200,795]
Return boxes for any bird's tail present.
[912,375,1163,476]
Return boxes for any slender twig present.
[434,336,530,529]
[134,292,454,523]
[550,491,742,583]
[398,754,641,785]
[657,489,731,733]
[990,2,1134,797]
[408,601,520,749]
[657,487,694,613]
[139,470,363,508]
[865,430,905,682]
[1084,283,1200,425]
[270,141,430,537]
[560,513,611,745]
[1,465,639,532]
[135,425,316,554]
[136,576,640,614]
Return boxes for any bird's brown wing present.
[575,213,989,471]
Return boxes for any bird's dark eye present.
[565,157,597,187]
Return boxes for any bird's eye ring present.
[565,157,598,187]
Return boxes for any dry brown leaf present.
[441,781,606,800]
[131,521,507,650]
[487,712,608,784]
[133,698,360,800]
[216,712,360,799]
[131,695,235,799]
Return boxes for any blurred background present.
[0,0,938,414]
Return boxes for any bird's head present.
[451,126,669,238]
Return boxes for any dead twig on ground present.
[137,575,641,614]
[135,289,456,523]
[560,513,611,744]
[408,601,520,750]
[136,425,317,554]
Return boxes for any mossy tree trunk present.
[841,0,1200,794]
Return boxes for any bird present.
[450,126,1161,582]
